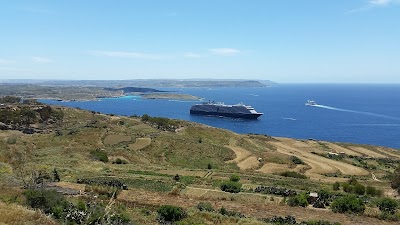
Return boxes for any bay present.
[40,84,400,149]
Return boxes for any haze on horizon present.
[0,0,399,83]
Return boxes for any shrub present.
[52,168,60,182]
[229,174,240,182]
[207,163,212,169]
[377,198,398,214]
[304,220,341,225]
[333,182,340,191]
[174,174,180,181]
[366,186,382,197]
[341,183,352,193]
[392,166,400,194]
[24,189,68,218]
[291,156,304,165]
[288,193,309,207]
[197,202,214,212]
[157,205,187,222]
[330,195,365,214]
[279,171,307,179]
[112,158,127,164]
[90,149,108,162]
[353,183,365,195]
[220,181,242,193]
[218,207,244,218]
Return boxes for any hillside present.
[0,99,399,224]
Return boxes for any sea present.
[40,84,400,149]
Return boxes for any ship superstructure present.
[190,102,263,119]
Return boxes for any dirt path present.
[224,138,260,170]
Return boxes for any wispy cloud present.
[0,59,15,65]
[184,52,206,58]
[90,50,164,60]
[209,48,241,56]
[347,0,400,13]
[32,57,52,64]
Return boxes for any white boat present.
[305,100,317,106]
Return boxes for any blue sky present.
[0,0,399,83]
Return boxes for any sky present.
[0,0,399,83]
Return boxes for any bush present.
[24,189,68,219]
[353,183,365,195]
[304,220,341,225]
[220,181,242,193]
[330,195,365,214]
[218,207,244,218]
[288,193,309,207]
[392,166,400,194]
[333,182,340,191]
[291,156,304,165]
[112,158,127,164]
[341,183,352,193]
[90,149,108,162]
[229,174,240,182]
[197,202,214,212]
[366,186,382,197]
[377,198,398,214]
[157,205,187,222]
[279,171,307,179]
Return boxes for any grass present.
[121,178,174,193]
[0,201,56,225]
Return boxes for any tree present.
[391,166,400,194]
[207,162,212,170]
[330,195,365,214]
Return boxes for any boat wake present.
[312,104,400,121]
[282,117,296,121]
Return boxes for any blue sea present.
[40,84,400,149]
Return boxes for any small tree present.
[207,163,212,170]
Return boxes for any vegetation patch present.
[279,171,308,179]
[90,149,109,162]
[103,134,132,146]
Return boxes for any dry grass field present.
[0,202,56,225]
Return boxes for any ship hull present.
[190,110,262,119]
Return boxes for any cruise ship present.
[190,101,263,119]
